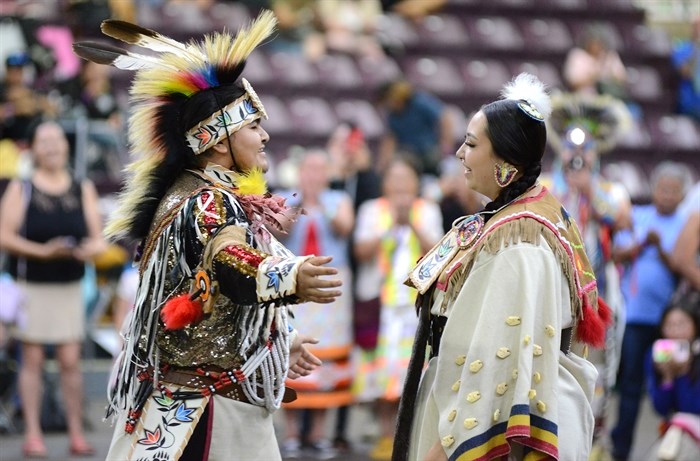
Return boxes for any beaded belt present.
[160,367,297,403]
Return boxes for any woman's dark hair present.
[480,99,547,221]
[128,83,246,240]
[659,289,700,383]
[26,117,60,146]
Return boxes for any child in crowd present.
[644,291,700,461]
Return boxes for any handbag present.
[0,273,24,327]
[0,180,31,328]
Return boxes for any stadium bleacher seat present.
[415,14,470,49]
[566,20,625,51]
[334,100,385,139]
[464,16,524,51]
[491,0,535,8]
[268,52,318,88]
[623,24,673,57]
[257,95,292,135]
[546,0,587,10]
[287,97,338,137]
[357,55,402,89]
[652,115,700,152]
[243,52,274,86]
[519,18,574,53]
[205,2,250,31]
[315,54,364,91]
[509,61,564,90]
[459,59,511,96]
[616,117,652,150]
[601,160,651,201]
[402,56,465,96]
[625,65,663,102]
[376,14,420,50]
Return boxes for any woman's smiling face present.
[32,122,70,172]
[455,111,501,200]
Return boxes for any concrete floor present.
[0,359,663,461]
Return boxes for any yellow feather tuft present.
[232,168,267,196]
[204,10,276,68]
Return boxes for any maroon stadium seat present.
[268,52,318,88]
[415,14,470,48]
[464,16,524,51]
[459,59,511,96]
[257,95,292,135]
[315,54,364,90]
[334,99,385,139]
[626,65,663,101]
[601,161,651,202]
[510,61,564,90]
[403,56,465,96]
[357,55,402,88]
[287,97,338,137]
[652,115,700,151]
[519,18,573,52]
[243,52,274,86]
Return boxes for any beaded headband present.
[185,79,267,155]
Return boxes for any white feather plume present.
[501,73,552,120]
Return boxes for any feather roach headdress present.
[546,92,632,155]
[73,11,276,240]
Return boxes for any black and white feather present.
[72,41,166,71]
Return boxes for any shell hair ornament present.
[501,72,552,122]
[72,11,277,238]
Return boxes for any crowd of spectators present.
[1,1,699,460]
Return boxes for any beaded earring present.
[494,163,518,188]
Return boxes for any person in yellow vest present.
[353,157,443,460]
[393,74,611,461]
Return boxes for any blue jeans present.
[611,323,658,460]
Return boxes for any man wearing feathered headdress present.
[542,92,632,460]
[74,11,341,460]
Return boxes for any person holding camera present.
[544,94,632,455]
[610,161,692,461]
[644,291,700,461]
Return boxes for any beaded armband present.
[215,244,267,277]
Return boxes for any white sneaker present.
[281,437,302,459]
[305,439,337,460]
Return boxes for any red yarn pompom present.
[160,294,203,330]
[597,297,613,326]
[576,299,606,348]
